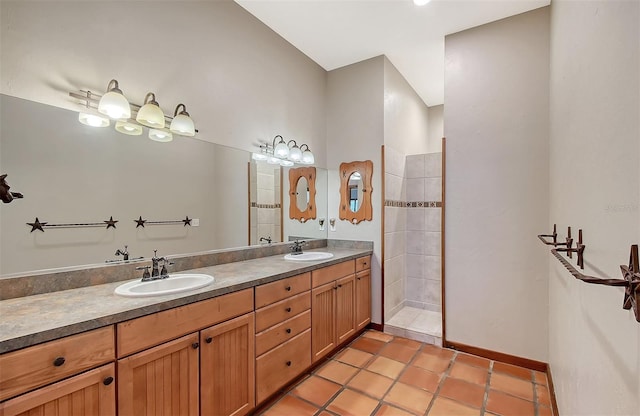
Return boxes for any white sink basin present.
[115,274,214,297]
[284,252,334,261]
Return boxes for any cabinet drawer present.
[355,256,371,272]
[0,326,115,401]
[256,329,311,404]
[312,261,355,288]
[255,272,310,308]
[256,310,311,356]
[117,288,253,357]
[255,291,311,333]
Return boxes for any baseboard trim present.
[445,340,547,372]
[546,363,560,416]
[367,322,383,332]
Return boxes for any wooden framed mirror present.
[339,160,373,224]
[288,167,316,222]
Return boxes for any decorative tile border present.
[251,202,281,209]
[385,200,442,208]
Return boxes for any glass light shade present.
[170,114,195,136]
[137,103,165,128]
[115,121,143,136]
[148,128,173,142]
[288,145,302,162]
[98,91,131,119]
[279,159,294,167]
[274,141,289,158]
[301,149,315,165]
[413,0,430,5]
[252,152,268,161]
[267,156,281,165]
[78,112,109,127]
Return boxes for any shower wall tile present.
[385,173,404,201]
[406,209,425,231]
[406,231,425,255]
[384,255,405,286]
[425,255,442,281]
[385,279,404,318]
[274,209,281,226]
[406,277,426,303]
[425,208,441,232]
[406,254,426,279]
[425,232,441,256]
[257,224,273,241]
[406,154,425,178]
[384,146,406,178]
[406,178,425,201]
[425,178,442,202]
[257,189,274,205]
[425,152,442,178]
[425,279,442,306]
[257,172,274,191]
[257,208,274,224]
[385,206,403,233]
[384,231,405,260]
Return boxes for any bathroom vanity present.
[0,246,372,416]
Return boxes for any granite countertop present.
[0,248,372,354]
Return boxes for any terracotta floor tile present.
[449,362,489,385]
[486,390,535,416]
[421,344,455,360]
[348,370,394,399]
[454,352,491,369]
[367,356,406,379]
[336,347,374,368]
[428,397,481,416]
[490,372,534,401]
[398,365,441,393]
[263,394,319,416]
[492,361,532,381]
[318,412,335,416]
[536,383,551,406]
[380,343,419,363]
[539,405,554,416]
[327,388,379,416]
[290,375,341,407]
[384,382,433,415]
[363,330,394,343]
[316,360,359,384]
[390,337,422,350]
[351,337,387,354]
[375,403,415,416]
[439,377,485,409]
[412,352,451,373]
[534,371,549,386]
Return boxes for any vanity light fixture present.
[267,155,282,165]
[115,120,143,136]
[78,112,110,127]
[273,135,289,158]
[97,79,131,120]
[136,93,165,128]
[169,104,195,137]
[300,144,315,165]
[280,159,294,167]
[253,135,315,166]
[287,140,302,162]
[252,152,268,161]
[148,128,173,142]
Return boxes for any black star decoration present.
[135,216,147,228]
[27,217,47,233]
[620,244,640,322]
[183,216,192,226]
[104,216,118,229]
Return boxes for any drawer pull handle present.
[286,361,292,367]
[53,357,66,367]
[285,307,292,313]
[286,328,292,334]
[103,376,114,386]
[205,337,213,344]
[192,342,200,349]
[285,286,292,291]
[338,284,342,288]
[357,277,361,281]
[363,262,367,266]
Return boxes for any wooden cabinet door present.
[200,313,255,416]
[311,281,336,363]
[335,274,356,345]
[117,333,199,416]
[0,363,115,416]
[355,270,372,331]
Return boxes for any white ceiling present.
[235,0,550,106]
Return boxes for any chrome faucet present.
[151,250,164,277]
[290,240,306,255]
[260,236,272,244]
[137,250,174,281]
[115,245,129,261]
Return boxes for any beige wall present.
[444,7,550,361]
[427,105,444,153]
[327,56,384,324]
[0,0,327,166]
[548,1,640,413]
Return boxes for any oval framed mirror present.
[339,160,373,224]
[288,167,316,222]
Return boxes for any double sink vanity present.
[0,243,372,416]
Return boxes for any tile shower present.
[250,162,282,245]
[384,149,443,345]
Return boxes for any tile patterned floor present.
[385,307,443,346]
[259,330,554,416]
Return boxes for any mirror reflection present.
[296,176,309,212]
[348,171,363,213]
[0,95,328,276]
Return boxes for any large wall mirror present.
[0,94,328,276]
[339,160,373,224]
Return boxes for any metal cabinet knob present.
[205,337,213,344]
[286,361,292,367]
[192,342,199,349]
[285,328,292,334]
[285,286,291,291]
[285,307,292,312]
[53,357,65,367]
[103,376,114,386]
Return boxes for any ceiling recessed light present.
[414,0,431,5]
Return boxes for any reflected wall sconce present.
[252,135,315,166]
[69,79,197,143]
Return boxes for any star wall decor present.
[26,217,47,232]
